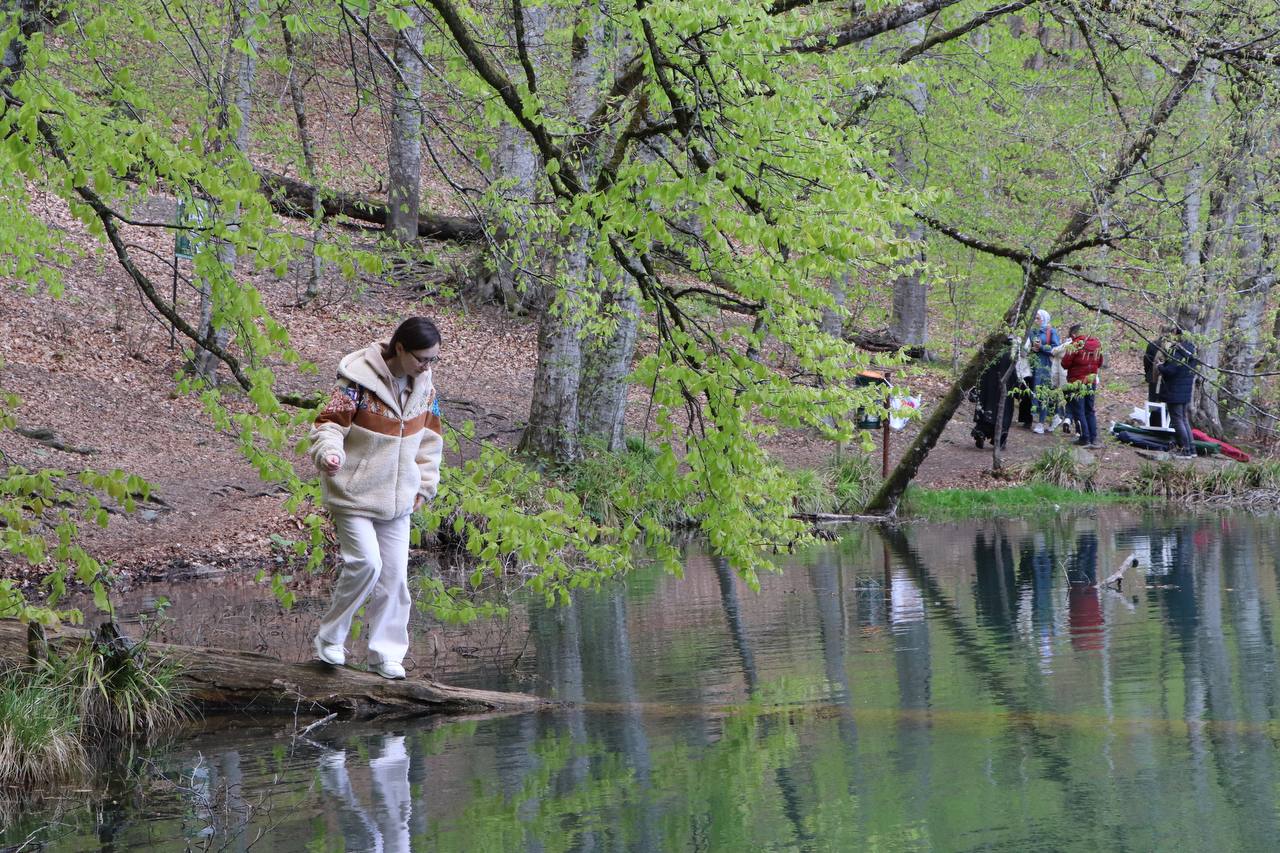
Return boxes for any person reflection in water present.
[317,734,412,853]
[1066,531,1103,652]
[972,528,1018,646]
[1019,532,1057,671]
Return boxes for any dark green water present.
[6,510,1280,852]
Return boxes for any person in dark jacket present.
[973,345,1016,449]
[1158,329,1197,457]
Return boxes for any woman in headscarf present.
[1025,309,1060,434]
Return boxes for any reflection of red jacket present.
[1068,587,1104,651]
[1061,337,1103,384]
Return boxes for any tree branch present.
[419,0,581,196]
[510,0,539,97]
[897,0,1037,63]
[791,0,967,54]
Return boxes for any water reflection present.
[8,511,1280,852]
[316,735,412,852]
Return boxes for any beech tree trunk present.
[520,275,586,462]
[0,0,39,73]
[0,620,544,719]
[889,33,929,350]
[194,0,257,383]
[281,13,323,301]
[578,284,639,450]
[1180,81,1246,438]
[387,7,426,243]
[472,120,540,307]
[470,0,549,309]
[1223,165,1273,437]
[820,273,848,340]
[519,0,608,462]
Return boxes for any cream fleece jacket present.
[308,343,443,520]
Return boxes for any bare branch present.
[897,0,1037,63]
[792,0,967,55]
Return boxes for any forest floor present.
[0,193,1264,588]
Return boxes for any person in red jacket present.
[1060,324,1104,448]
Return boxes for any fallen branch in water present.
[1103,551,1139,590]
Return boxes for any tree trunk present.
[889,217,928,348]
[0,620,544,718]
[1222,259,1271,437]
[820,273,848,340]
[520,279,585,462]
[518,0,607,462]
[194,0,257,383]
[1180,81,1247,438]
[468,1,551,307]
[281,13,323,301]
[472,115,541,308]
[1222,168,1273,437]
[0,0,39,74]
[578,284,639,450]
[387,6,426,243]
[889,23,929,350]
[866,56,1202,514]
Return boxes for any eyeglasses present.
[410,352,440,366]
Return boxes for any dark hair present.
[1069,324,1083,337]
[382,316,441,361]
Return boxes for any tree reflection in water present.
[8,512,1280,852]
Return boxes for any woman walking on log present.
[307,317,444,679]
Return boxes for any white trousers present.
[317,511,412,665]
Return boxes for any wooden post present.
[882,390,892,478]
[27,622,47,667]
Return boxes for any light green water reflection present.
[5,510,1280,851]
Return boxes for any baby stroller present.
[972,404,1005,449]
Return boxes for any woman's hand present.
[320,454,342,475]
[413,495,425,512]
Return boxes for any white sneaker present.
[1049,416,1064,431]
[371,661,406,680]
[313,636,346,666]
[1033,424,1045,434]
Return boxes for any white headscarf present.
[1035,309,1050,328]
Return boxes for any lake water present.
[5,510,1280,852]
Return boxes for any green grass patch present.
[0,668,86,789]
[52,635,189,740]
[902,483,1144,519]
[1021,445,1098,492]
[1132,458,1280,505]
[787,453,881,515]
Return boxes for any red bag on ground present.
[1191,428,1251,462]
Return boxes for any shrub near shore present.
[0,633,188,790]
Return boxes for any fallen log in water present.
[791,512,895,524]
[0,620,544,719]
